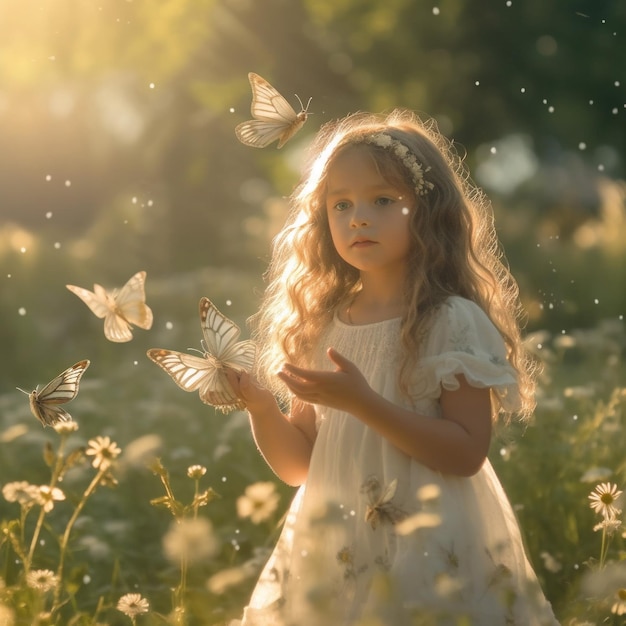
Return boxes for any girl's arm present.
[225,370,317,486]
[278,348,492,477]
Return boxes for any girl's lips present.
[351,239,376,247]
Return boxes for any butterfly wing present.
[104,271,153,342]
[235,73,308,148]
[103,314,134,343]
[199,298,256,372]
[68,272,153,342]
[146,348,245,413]
[114,271,153,330]
[66,283,112,319]
[28,360,90,427]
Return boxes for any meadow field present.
[0,3,624,621]
[1,181,625,625]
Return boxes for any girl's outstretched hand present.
[225,369,276,415]
[278,347,371,413]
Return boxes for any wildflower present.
[37,485,65,512]
[588,482,623,519]
[612,588,626,615]
[593,517,623,536]
[25,569,59,592]
[236,481,280,524]
[540,551,563,573]
[162,517,219,565]
[53,421,79,435]
[86,436,121,471]
[2,481,40,506]
[187,464,207,479]
[116,593,150,617]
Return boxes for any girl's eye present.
[375,196,394,206]
[334,200,351,211]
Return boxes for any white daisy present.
[588,482,623,519]
[116,593,150,617]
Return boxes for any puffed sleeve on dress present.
[412,296,522,413]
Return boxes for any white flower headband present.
[361,132,435,197]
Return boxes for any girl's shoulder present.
[437,295,492,325]
[426,296,504,353]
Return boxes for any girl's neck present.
[343,275,405,325]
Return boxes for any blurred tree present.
[0,0,623,271]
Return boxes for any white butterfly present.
[147,297,256,413]
[235,72,311,149]
[17,360,90,427]
[66,271,153,343]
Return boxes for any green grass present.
[1,317,625,624]
[2,208,626,623]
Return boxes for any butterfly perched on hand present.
[235,72,311,149]
[66,271,153,343]
[17,360,90,427]
[147,297,256,413]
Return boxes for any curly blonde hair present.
[251,109,538,422]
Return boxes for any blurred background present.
[1,0,625,388]
[0,1,625,622]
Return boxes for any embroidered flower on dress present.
[336,545,367,580]
[361,133,435,197]
[336,546,353,566]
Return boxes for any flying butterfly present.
[17,360,90,427]
[235,72,311,149]
[66,271,153,343]
[147,297,256,413]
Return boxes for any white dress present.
[235,297,559,625]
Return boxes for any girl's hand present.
[225,368,276,414]
[277,347,371,414]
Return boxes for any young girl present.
[227,110,559,625]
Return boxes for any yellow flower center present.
[601,492,615,505]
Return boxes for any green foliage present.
[1,313,626,623]
[1,0,626,623]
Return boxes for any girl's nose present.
[350,204,370,227]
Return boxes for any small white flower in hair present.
[363,133,435,197]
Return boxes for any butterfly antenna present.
[16,387,30,396]
[295,94,313,114]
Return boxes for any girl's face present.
[324,145,414,279]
